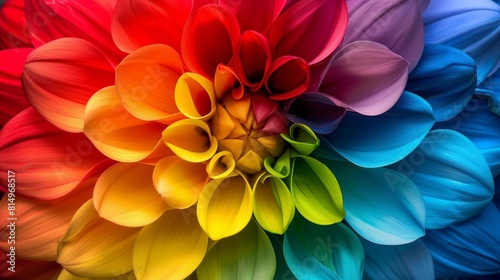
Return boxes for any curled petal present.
[285,92,346,134]
[112,0,192,54]
[0,176,95,261]
[0,0,32,49]
[197,173,253,240]
[83,86,168,162]
[175,72,217,120]
[265,56,310,100]
[220,0,286,32]
[57,200,140,278]
[25,0,124,65]
[268,0,348,65]
[182,5,240,78]
[162,119,218,163]
[23,38,115,133]
[116,44,184,123]
[0,108,108,199]
[253,172,295,234]
[133,209,208,280]
[206,151,235,179]
[214,64,244,100]
[345,0,424,70]
[234,31,272,90]
[320,41,409,116]
[93,163,170,227]
[0,48,32,127]
[281,123,320,155]
[153,156,208,208]
[197,219,276,279]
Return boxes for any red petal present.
[0,108,110,200]
[234,31,272,90]
[22,38,115,133]
[0,255,60,280]
[265,56,310,100]
[182,5,241,78]
[112,0,192,54]
[220,0,286,32]
[24,0,124,65]
[0,48,32,127]
[0,0,32,49]
[267,0,348,65]
[193,0,219,9]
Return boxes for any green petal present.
[263,148,291,178]
[197,219,276,280]
[290,155,345,225]
[133,209,208,280]
[253,172,295,234]
[281,123,320,155]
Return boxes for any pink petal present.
[234,31,272,90]
[0,48,32,127]
[220,0,287,32]
[25,0,124,65]
[182,5,241,78]
[267,0,348,65]
[0,0,32,49]
[320,41,409,116]
[0,108,110,200]
[22,38,115,133]
[252,91,279,125]
[112,0,192,55]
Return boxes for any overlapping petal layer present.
[0,0,32,49]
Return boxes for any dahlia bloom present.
[0,0,500,279]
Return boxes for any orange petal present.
[93,163,169,227]
[112,0,192,54]
[265,55,310,100]
[234,31,272,90]
[0,0,32,49]
[0,108,109,200]
[182,5,241,78]
[214,64,244,100]
[175,72,217,120]
[0,48,32,127]
[83,86,167,162]
[153,156,207,209]
[0,176,96,261]
[116,44,185,123]
[0,255,60,280]
[22,38,115,133]
[57,200,140,278]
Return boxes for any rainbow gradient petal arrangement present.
[1,0,500,279]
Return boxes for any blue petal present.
[283,215,364,280]
[423,0,500,84]
[423,197,500,278]
[390,129,494,229]
[478,68,500,115]
[406,43,477,121]
[362,239,434,280]
[434,98,500,177]
[320,91,435,168]
[325,160,426,245]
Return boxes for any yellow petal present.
[214,64,244,100]
[197,173,253,240]
[175,72,216,121]
[253,172,295,234]
[211,104,234,140]
[57,200,140,278]
[237,149,263,174]
[222,93,251,122]
[83,86,168,162]
[218,138,245,159]
[93,163,169,227]
[153,156,207,208]
[162,119,218,162]
[57,269,136,280]
[116,44,184,123]
[133,209,208,280]
[206,151,236,179]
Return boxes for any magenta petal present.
[252,91,279,125]
[345,0,424,71]
[320,41,409,116]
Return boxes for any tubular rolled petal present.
[22,38,115,133]
[175,72,217,120]
[391,130,494,229]
[83,86,168,163]
[206,151,235,179]
[111,0,192,54]
[326,160,426,245]
[267,0,348,65]
[281,123,320,155]
[0,108,108,199]
[265,55,310,100]
[423,0,500,84]
[214,64,244,100]
[115,44,184,123]
[345,0,424,70]
[406,44,477,121]
[320,41,409,116]
[57,200,140,278]
[320,91,435,168]
[234,31,272,90]
[25,0,125,65]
